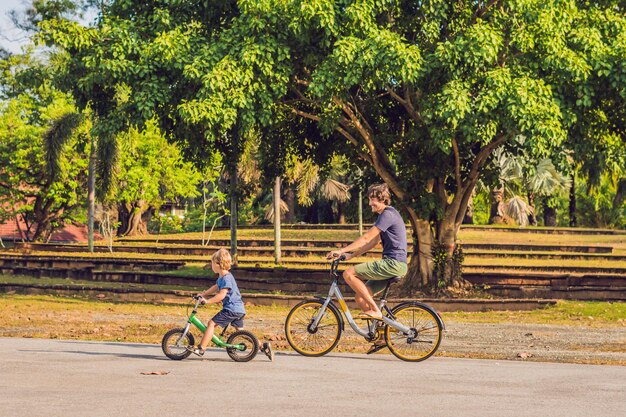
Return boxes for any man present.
[327,183,408,319]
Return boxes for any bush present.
[148,213,183,234]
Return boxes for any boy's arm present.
[203,288,228,305]
[198,284,218,298]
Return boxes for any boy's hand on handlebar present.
[194,294,207,304]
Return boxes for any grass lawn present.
[116,227,626,248]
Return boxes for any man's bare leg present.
[343,267,381,317]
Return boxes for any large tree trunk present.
[30,219,51,242]
[489,188,506,224]
[285,186,296,224]
[569,174,577,227]
[117,203,130,236]
[117,201,148,236]
[30,195,62,242]
[337,201,346,224]
[462,203,473,224]
[527,193,538,226]
[543,201,557,227]
[401,207,433,294]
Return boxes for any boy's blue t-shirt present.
[216,273,246,314]
[374,206,408,263]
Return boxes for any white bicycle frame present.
[311,276,414,338]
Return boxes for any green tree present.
[114,120,202,236]
[0,84,88,241]
[40,1,626,291]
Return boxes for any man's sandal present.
[366,341,388,355]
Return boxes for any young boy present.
[187,248,273,360]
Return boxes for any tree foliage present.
[0,63,89,241]
[39,1,626,290]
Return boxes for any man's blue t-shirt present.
[374,206,408,263]
[216,273,246,315]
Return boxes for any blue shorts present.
[211,310,245,328]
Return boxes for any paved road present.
[1,338,624,417]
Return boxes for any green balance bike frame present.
[161,296,259,362]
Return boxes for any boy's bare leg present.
[199,320,217,350]
[343,267,381,316]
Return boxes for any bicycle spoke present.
[285,301,341,356]
[385,304,442,362]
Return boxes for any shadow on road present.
[18,348,164,361]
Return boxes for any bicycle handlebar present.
[329,254,346,275]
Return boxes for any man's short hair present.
[211,248,232,270]
[367,183,391,205]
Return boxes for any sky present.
[0,0,97,55]
[0,0,30,54]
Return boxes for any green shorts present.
[353,257,408,295]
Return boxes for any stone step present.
[0,254,184,271]
[15,241,614,256]
[118,224,626,235]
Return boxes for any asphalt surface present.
[1,337,624,417]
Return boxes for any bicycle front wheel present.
[162,328,195,360]
[385,303,443,362]
[285,300,342,357]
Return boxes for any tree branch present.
[386,85,420,122]
[290,107,374,166]
[449,133,509,225]
[451,137,462,192]
[473,0,500,21]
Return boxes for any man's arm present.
[327,227,381,260]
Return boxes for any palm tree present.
[527,158,571,226]
[488,147,570,227]
[45,111,118,250]
[283,154,352,224]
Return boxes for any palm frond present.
[44,112,83,181]
[238,136,261,184]
[319,178,351,203]
[263,199,289,223]
[96,134,119,201]
[296,159,320,206]
[504,196,534,227]
[327,154,349,178]
[494,148,524,182]
[528,159,571,196]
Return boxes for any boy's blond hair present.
[211,248,232,270]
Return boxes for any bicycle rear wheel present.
[285,300,342,357]
[226,330,259,362]
[385,303,442,362]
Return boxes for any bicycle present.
[162,296,268,362]
[284,255,445,362]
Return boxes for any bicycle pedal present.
[366,343,388,355]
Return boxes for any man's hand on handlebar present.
[326,251,352,261]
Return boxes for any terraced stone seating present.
[13,241,614,258]
[0,254,185,272]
